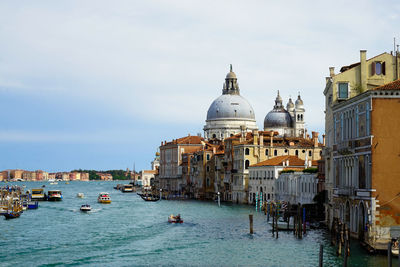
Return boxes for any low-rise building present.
[248,155,317,204]
[275,171,318,205]
[140,170,157,188]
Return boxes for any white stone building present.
[275,172,318,205]
[248,155,316,204]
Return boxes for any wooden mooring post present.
[388,242,392,267]
[343,240,348,267]
[319,244,323,267]
[249,214,253,234]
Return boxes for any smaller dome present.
[264,109,293,128]
[155,152,160,156]
[226,71,237,79]
[295,94,303,107]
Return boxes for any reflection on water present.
[0,181,397,266]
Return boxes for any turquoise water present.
[0,181,397,266]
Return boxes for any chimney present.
[269,132,274,147]
[360,50,367,92]
[312,132,319,148]
[325,77,330,84]
[322,134,326,146]
[329,67,335,77]
[253,130,258,145]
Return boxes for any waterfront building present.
[264,91,305,137]
[249,155,317,204]
[80,172,89,181]
[97,173,113,181]
[323,49,400,249]
[275,171,318,206]
[158,135,205,195]
[140,170,157,188]
[10,169,25,180]
[328,78,400,250]
[48,173,56,180]
[0,171,7,181]
[224,130,323,204]
[203,65,258,140]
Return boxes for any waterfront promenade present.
[0,181,396,266]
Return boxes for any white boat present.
[77,193,84,198]
[80,204,91,212]
[50,182,58,185]
[47,190,63,201]
[31,188,46,201]
[97,192,111,204]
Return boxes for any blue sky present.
[1,0,399,172]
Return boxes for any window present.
[372,61,386,75]
[295,150,299,156]
[206,154,210,160]
[245,160,250,169]
[274,150,277,156]
[308,151,312,157]
[265,149,269,156]
[206,166,210,172]
[338,82,349,99]
[245,148,250,155]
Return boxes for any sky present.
[0,0,399,172]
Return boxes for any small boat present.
[31,188,47,201]
[27,201,39,209]
[168,214,183,223]
[392,239,399,256]
[2,210,22,219]
[65,182,69,184]
[47,190,63,201]
[42,185,46,188]
[50,182,58,185]
[138,193,160,202]
[76,193,84,198]
[80,204,91,212]
[121,184,134,193]
[98,192,111,204]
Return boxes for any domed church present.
[204,65,258,140]
[264,91,305,137]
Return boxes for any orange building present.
[331,79,400,250]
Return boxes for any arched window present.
[265,149,269,156]
[212,134,216,138]
[295,150,299,156]
[245,148,250,155]
[308,151,312,157]
[245,160,250,169]
[274,150,277,156]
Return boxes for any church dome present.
[264,109,293,128]
[226,71,237,79]
[206,94,255,121]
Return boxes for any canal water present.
[0,181,397,266]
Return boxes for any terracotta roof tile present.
[372,78,400,91]
[250,155,317,167]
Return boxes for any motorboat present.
[27,201,39,209]
[31,188,47,201]
[47,190,63,201]
[168,214,183,223]
[80,204,91,212]
[2,210,22,219]
[121,184,134,193]
[50,182,58,185]
[97,192,111,204]
[76,193,84,198]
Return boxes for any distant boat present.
[47,190,63,201]
[2,210,22,219]
[76,193,84,198]
[121,184,134,193]
[80,204,91,212]
[138,193,160,202]
[50,182,58,185]
[97,192,111,204]
[27,201,39,209]
[168,214,183,223]
[31,188,47,201]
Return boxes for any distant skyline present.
[1,1,399,172]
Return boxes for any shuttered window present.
[338,83,349,99]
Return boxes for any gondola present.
[138,193,160,202]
